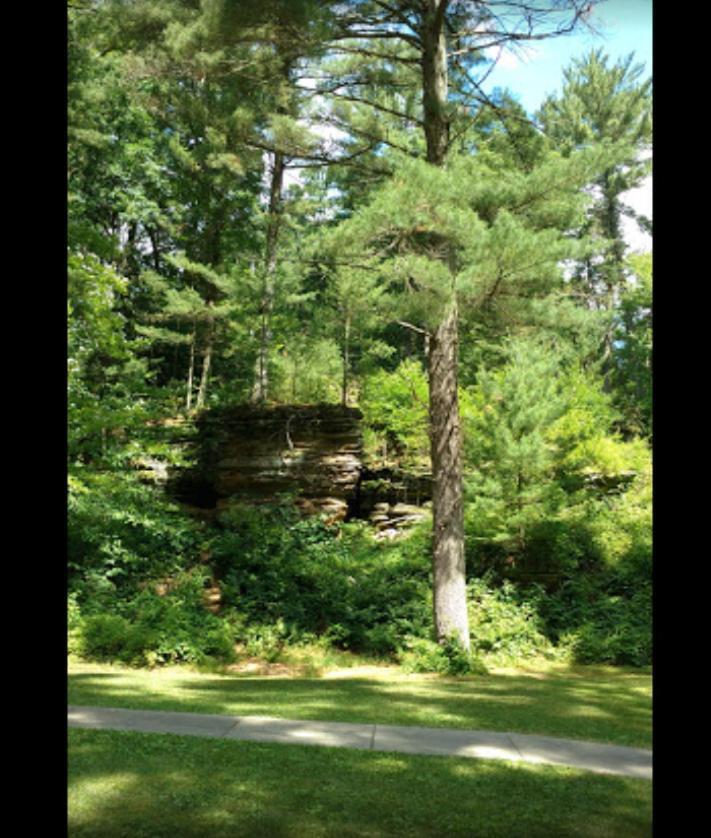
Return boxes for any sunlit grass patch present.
[68,659,651,748]
[69,728,652,838]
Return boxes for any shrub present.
[68,469,205,605]
[242,621,291,663]
[79,614,133,660]
[125,570,236,665]
[467,577,559,663]
[211,505,433,657]
[528,549,652,667]
[73,569,237,667]
[546,580,651,667]
[399,635,487,676]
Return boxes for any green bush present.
[68,460,650,671]
[73,569,237,666]
[79,614,133,660]
[542,578,651,667]
[467,577,560,663]
[399,636,487,676]
[126,570,236,665]
[242,620,291,662]
[211,505,433,657]
[68,469,206,606]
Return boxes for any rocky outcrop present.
[189,404,363,521]
[164,405,432,534]
[356,467,432,516]
[369,502,430,540]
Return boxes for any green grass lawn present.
[69,728,652,837]
[68,660,652,748]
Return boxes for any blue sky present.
[480,0,653,116]
[302,1,653,251]
[479,0,653,253]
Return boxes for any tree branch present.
[397,319,432,337]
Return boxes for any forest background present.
[68,0,652,675]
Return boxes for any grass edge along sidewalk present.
[67,661,653,749]
[68,705,652,779]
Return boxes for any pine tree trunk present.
[422,0,449,167]
[421,0,470,651]
[186,331,195,412]
[252,149,285,403]
[428,301,469,649]
[342,312,351,407]
[196,310,214,410]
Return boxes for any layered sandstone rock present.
[193,404,363,521]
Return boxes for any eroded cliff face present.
[164,404,434,531]
[188,405,364,521]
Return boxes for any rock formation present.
[190,404,364,522]
[163,404,432,534]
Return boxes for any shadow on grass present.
[68,665,652,748]
[68,728,652,838]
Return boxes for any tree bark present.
[342,311,351,406]
[252,148,285,403]
[422,0,450,166]
[196,308,214,410]
[421,0,470,651]
[428,300,469,649]
[186,330,195,412]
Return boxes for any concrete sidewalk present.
[68,705,652,780]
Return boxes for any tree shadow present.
[68,665,651,748]
[68,728,652,837]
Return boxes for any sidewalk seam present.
[505,734,524,761]
[67,707,652,779]
[223,718,242,737]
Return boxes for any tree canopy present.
[68,0,652,673]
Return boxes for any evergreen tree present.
[464,337,568,560]
[537,50,652,367]
[611,252,652,438]
[312,0,600,652]
[329,137,610,648]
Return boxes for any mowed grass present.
[69,728,652,838]
[68,660,652,748]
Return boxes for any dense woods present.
[68,0,652,674]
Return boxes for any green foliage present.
[241,620,292,662]
[537,48,652,378]
[467,578,560,663]
[78,614,135,661]
[360,359,429,467]
[539,577,651,667]
[464,337,568,559]
[399,635,487,676]
[74,569,237,666]
[584,465,652,576]
[612,252,652,437]
[327,149,604,337]
[211,505,433,657]
[538,49,651,156]
[464,335,651,580]
[68,469,205,605]
[270,337,343,403]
